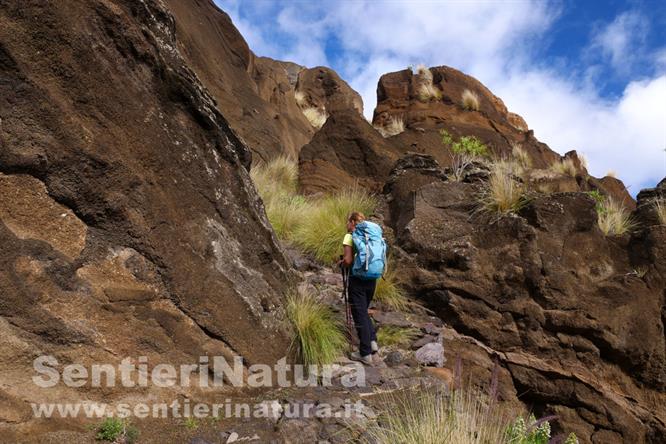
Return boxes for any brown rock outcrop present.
[0,0,293,439]
[382,155,666,443]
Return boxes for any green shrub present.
[441,130,489,181]
[294,188,377,263]
[183,417,199,431]
[377,326,420,347]
[96,418,138,443]
[286,291,347,367]
[596,197,635,236]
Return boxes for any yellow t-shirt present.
[342,233,353,247]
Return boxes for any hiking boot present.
[371,340,379,354]
[350,351,373,365]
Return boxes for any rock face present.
[0,0,293,439]
[382,155,666,442]
[299,64,633,207]
[298,110,403,194]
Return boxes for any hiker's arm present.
[343,245,353,267]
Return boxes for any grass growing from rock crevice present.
[549,158,577,177]
[96,418,139,443]
[286,291,346,367]
[479,160,526,215]
[596,197,635,236]
[461,89,480,111]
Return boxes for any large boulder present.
[0,0,293,439]
[298,110,403,194]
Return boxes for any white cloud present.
[216,0,666,192]
[589,11,648,73]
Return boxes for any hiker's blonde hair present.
[348,212,366,223]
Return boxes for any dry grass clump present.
[511,144,532,171]
[549,158,577,177]
[479,161,526,215]
[374,261,409,311]
[461,89,480,111]
[301,106,328,130]
[360,389,513,444]
[605,170,617,178]
[655,199,666,225]
[597,197,636,236]
[375,116,405,138]
[416,64,441,101]
[376,326,420,347]
[286,291,346,367]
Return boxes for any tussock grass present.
[360,389,513,444]
[251,156,309,239]
[597,197,635,236]
[511,144,532,171]
[549,158,577,177]
[377,326,420,347]
[655,200,666,225]
[417,83,442,101]
[605,170,617,178]
[294,188,377,263]
[479,161,526,215]
[461,89,480,111]
[302,106,328,130]
[416,64,441,101]
[376,116,405,138]
[374,263,409,311]
[286,291,346,367]
[251,157,378,260]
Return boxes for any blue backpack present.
[351,221,387,280]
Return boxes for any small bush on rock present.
[96,418,138,443]
[441,130,490,181]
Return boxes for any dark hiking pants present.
[348,276,377,356]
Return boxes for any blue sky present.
[216,0,666,194]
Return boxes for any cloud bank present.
[218,0,666,192]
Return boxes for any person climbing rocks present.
[339,212,387,365]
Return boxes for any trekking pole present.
[339,257,354,352]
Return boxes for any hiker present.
[339,212,387,365]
